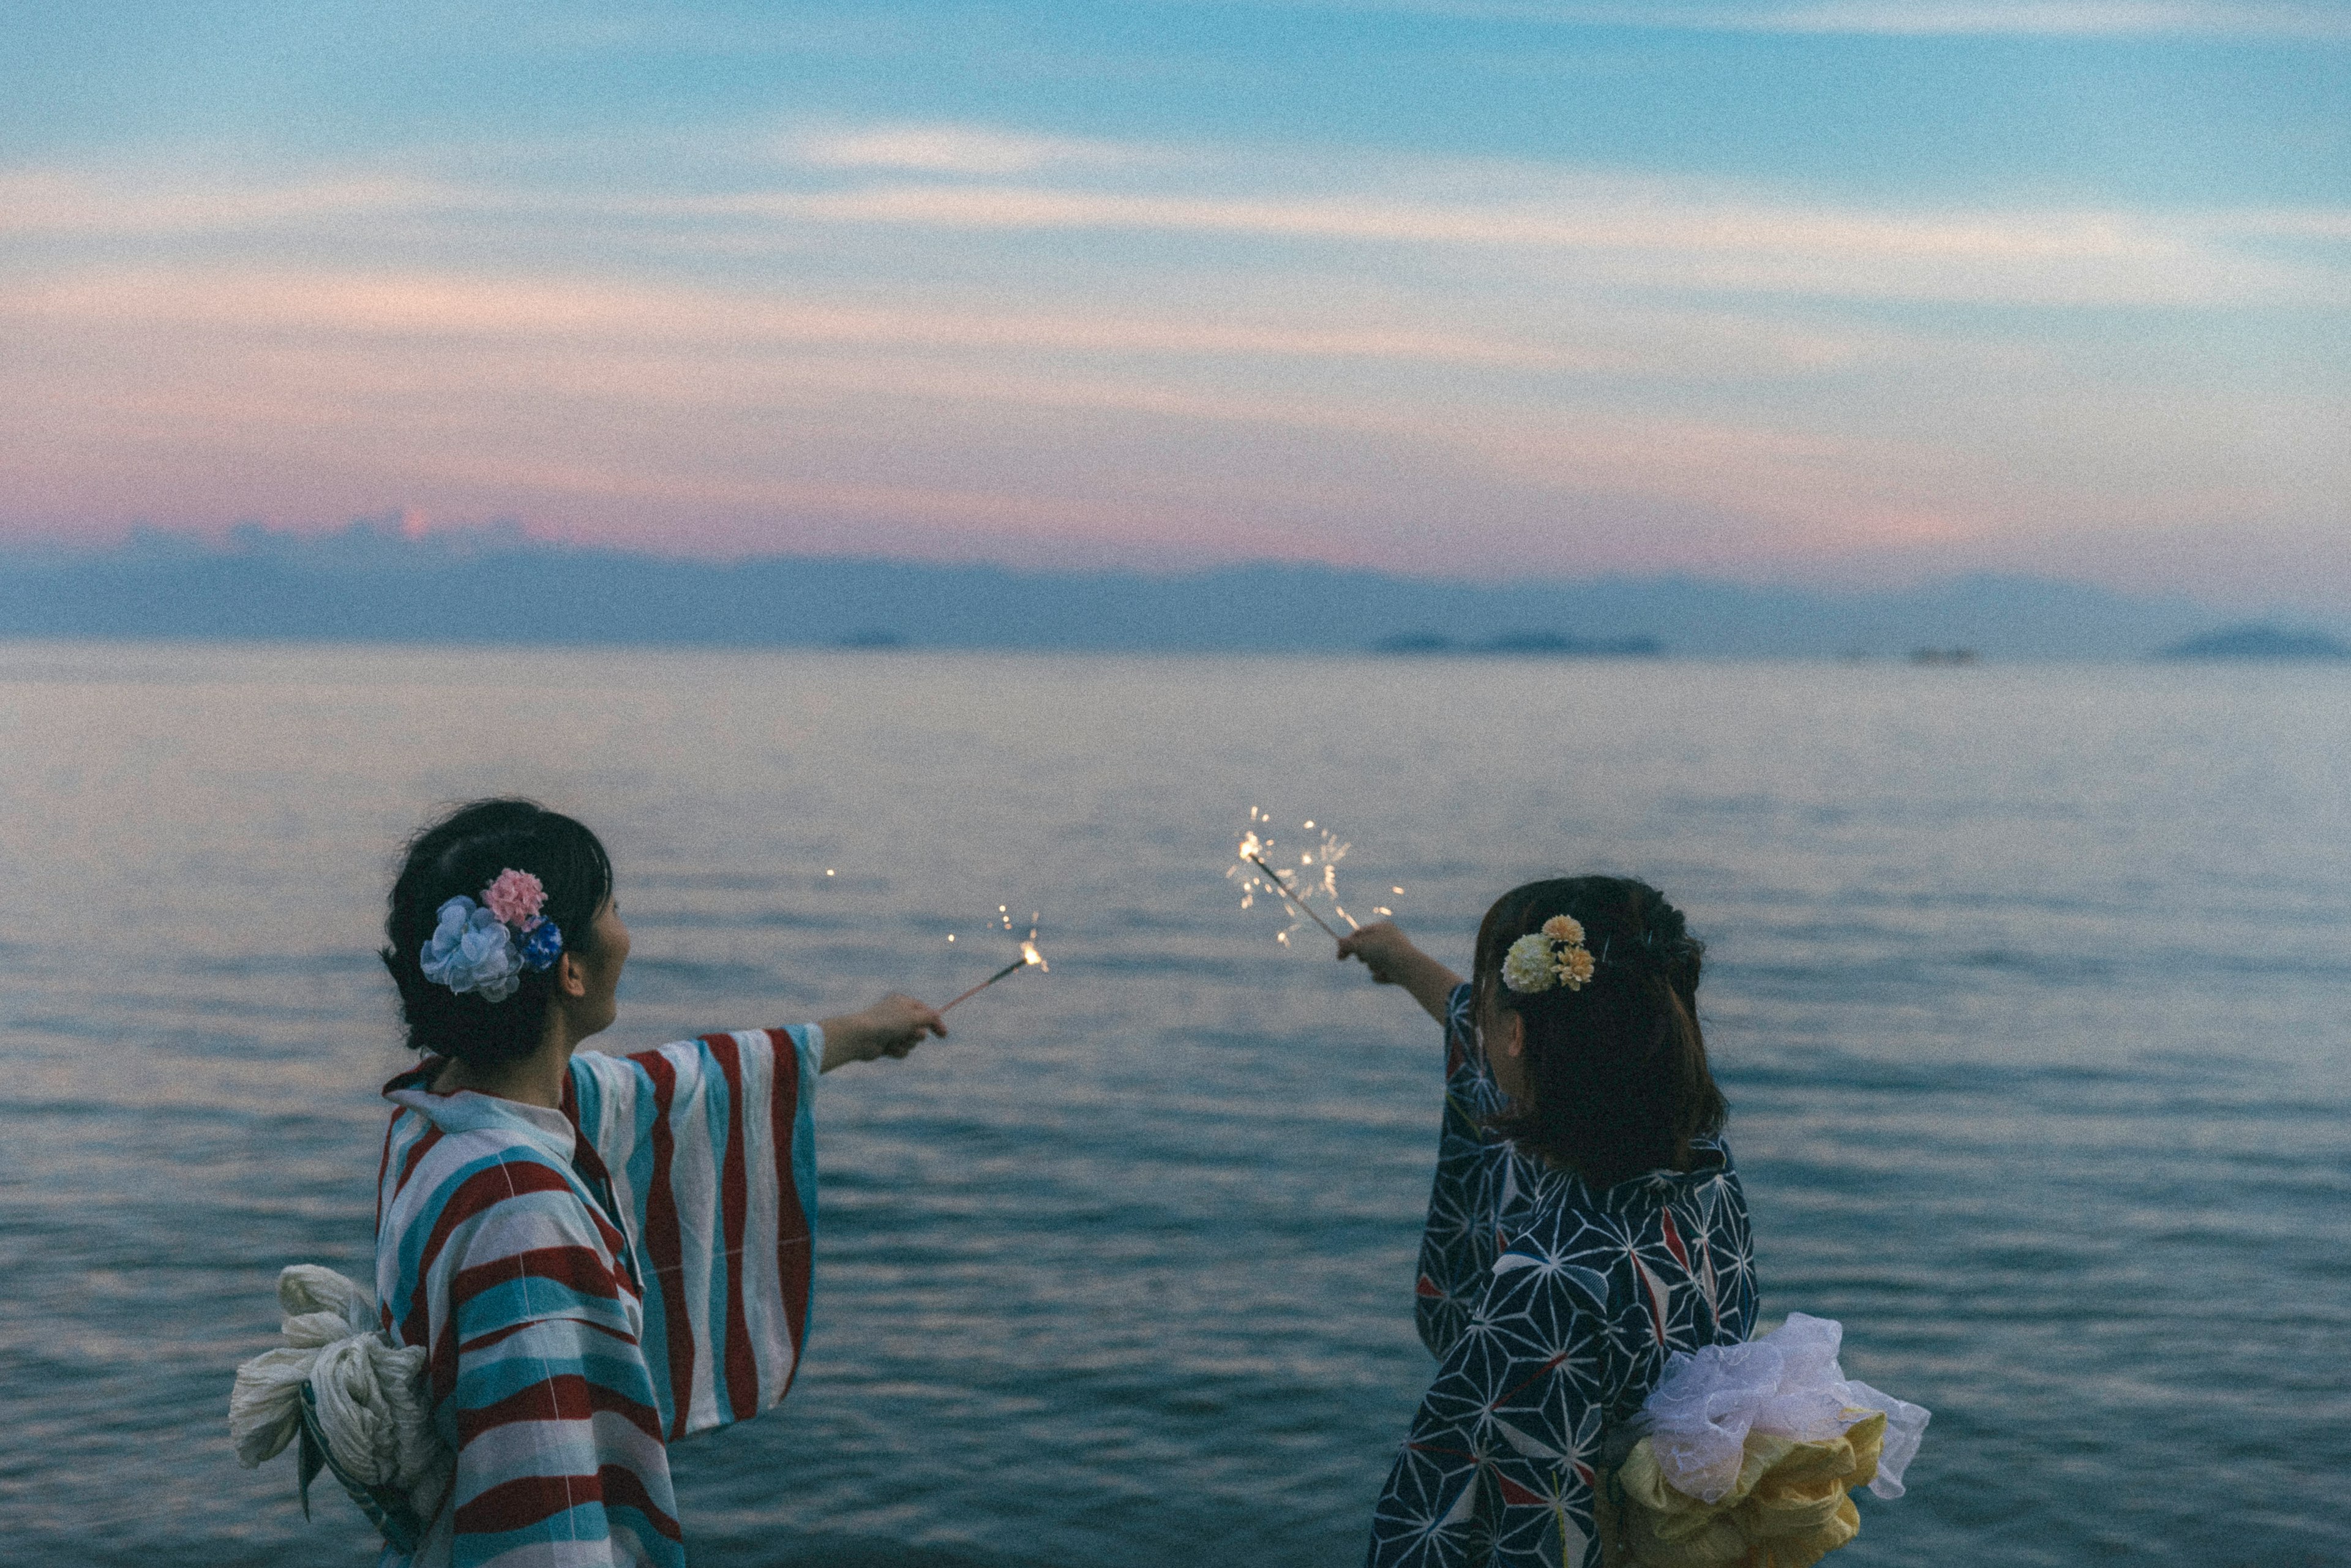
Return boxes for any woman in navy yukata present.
[372,800,945,1567]
[1339,876,1758,1568]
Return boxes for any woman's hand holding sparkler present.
[1337,921,1463,1025]
[819,993,948,1071]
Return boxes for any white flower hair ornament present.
[419,869,566,1003]
[1501,914,1597,995]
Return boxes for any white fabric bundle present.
[228,1266,448,1521]
[1640,1312,1930,1505]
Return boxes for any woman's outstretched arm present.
[1412,981,1499,1359]
[818,993,947,1072]
[1338,921,1464,1024]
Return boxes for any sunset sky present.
[5,1,2347,607]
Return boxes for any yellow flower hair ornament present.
[1502,914,1595,994]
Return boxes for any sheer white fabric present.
[1639,1311,1930,1504]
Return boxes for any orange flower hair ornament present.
[1501,914,1597,994]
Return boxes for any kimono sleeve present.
[1415,983,1505,1359]
[440,1162,682,1568]
[1370,1244,1611,1568]
[567,1027,824,1442]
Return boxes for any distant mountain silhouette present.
[1373,631,1663,656]
[2159,624,2351,661]
[0,520,2326,659]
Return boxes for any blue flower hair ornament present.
[517,918,564,971]
[419,869,565,1004]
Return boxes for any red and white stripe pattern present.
[568,1030,820,1439]
[373,1027,821,1568]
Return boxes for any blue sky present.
[4,1,2347,606]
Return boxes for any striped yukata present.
[373,1026,823,1567]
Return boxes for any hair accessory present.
[1502,913,1596,995]
[419,869,564,1003]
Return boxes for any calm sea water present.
[2,643,2347,1567]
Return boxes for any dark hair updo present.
[381,799,613,1067]
[1475,875,1725,1189]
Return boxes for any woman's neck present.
[431,1028,577,1108]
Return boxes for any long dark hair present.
[1475,876,1726,1188]
[381,799,613,1067]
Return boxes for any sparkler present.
[939,907,1048,1013]
[1228,807,1362,947]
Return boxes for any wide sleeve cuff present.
[572,1030,820,1442]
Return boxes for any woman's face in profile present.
[569,895,632,1039]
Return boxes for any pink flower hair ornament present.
[482,869,548,928]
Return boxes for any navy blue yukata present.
[1368,985,1759,1568]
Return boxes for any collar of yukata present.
[419,868,566,1003]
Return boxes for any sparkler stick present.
[1242,849,1347,942]
[938,912,1048,1013]
[1232,812,1368,948]
[939,943,1044,1012]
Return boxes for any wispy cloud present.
[0,169,458,236]
[12,151,2346,310]
[0,260,1994,558]
[3,123,2345,588]
[1752,2,2349,35]
[1241,0,2351,37]
[3,269,1624,372]
[710,180,2351,308]
[790,123,1156,176]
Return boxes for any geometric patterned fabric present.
[1368,986,1758,1568]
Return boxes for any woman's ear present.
[1496,1009,1526,1059]
[555,948,590,999]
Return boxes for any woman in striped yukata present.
[1337,877,1758,1568]
[373,798,945,1568]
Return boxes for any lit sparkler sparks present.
[1228,806,1362,947]
[939,907,1048,1013]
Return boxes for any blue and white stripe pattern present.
[373,1027,822,1567]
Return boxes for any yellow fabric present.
[1597,1412,1886,1568]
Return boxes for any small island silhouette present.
[2158,624,2351,661]
[1373,630,1663,657]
